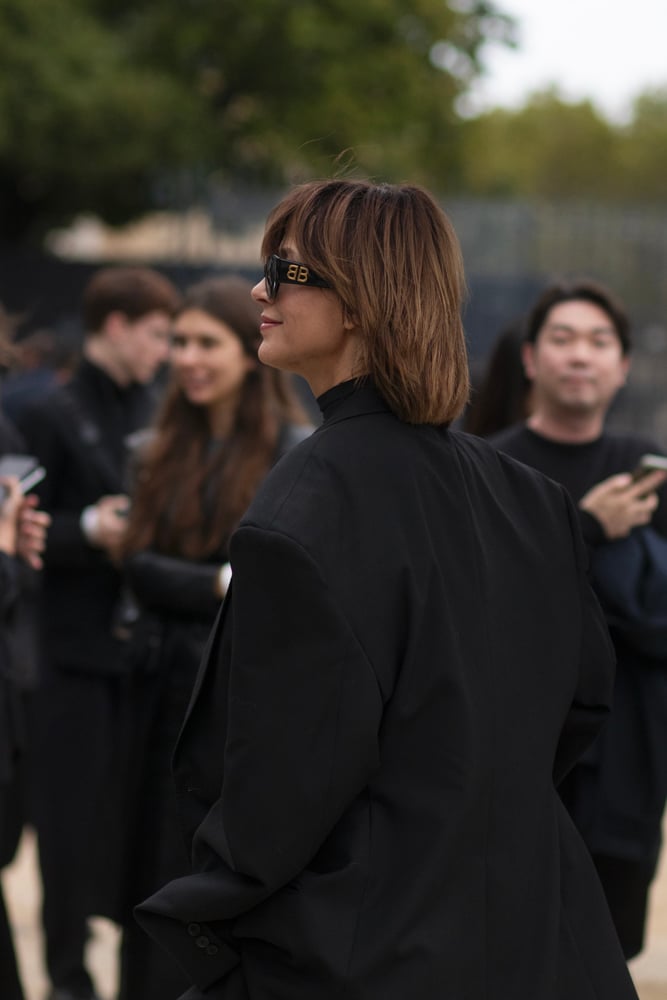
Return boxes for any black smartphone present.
[631,453,667,482]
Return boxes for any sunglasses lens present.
[265,256,278,300]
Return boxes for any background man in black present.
[19,266,181,1000]
[491,279,667,960]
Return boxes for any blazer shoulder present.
[451,430,578,546]
[456,429,563,490]
[274,420,315,463]
[241,411,401,535]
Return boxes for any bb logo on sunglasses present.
[286,264,310,284]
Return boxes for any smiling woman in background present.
[114,275,311,1000]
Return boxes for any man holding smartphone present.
[491,279,667,964]
[19,267,181,1000]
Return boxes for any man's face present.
[116,310,172,384]
[522,299,630,420]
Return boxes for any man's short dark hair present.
[82,266,181,335]
[524,279,632,355]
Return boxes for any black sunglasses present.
[264,254,331,301]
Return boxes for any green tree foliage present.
[459,86,667,204]
[0,0,202,240]
[615,88,667,201]
[0,0,515,242]
[460,89,621,198]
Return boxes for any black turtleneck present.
[73,358,156,472]
[316,377,388,424]
[490,422,667,544]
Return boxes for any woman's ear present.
[342,304,360,331]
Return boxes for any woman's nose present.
[251,278,268,303]
[173,342,199,365]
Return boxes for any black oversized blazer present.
[137,380,637,1000]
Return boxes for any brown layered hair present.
[123,275,307,560]
[262,180,470,425]
[82,266,181,335]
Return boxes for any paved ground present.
[3,826,667,999]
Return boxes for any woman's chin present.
[258,344,284,372]
[182,388,211,407]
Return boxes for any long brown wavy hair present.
[123,275,307,560]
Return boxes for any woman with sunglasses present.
[114,275,311,1000]
[137,182,636,1000]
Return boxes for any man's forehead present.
[542,300,617,335]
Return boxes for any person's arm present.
[553,488,616,785]
[0,478,20,558]
[0,549,18,619]
[651,478,667,539]
[0,480,20,617]
[18,400,128,568]
[576,507,607,547]
[125,550,228,617]
[136,524,383,994]
[14,494,50,570]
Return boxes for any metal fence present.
[447,198,667,446]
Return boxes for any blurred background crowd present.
[2,2,667,999]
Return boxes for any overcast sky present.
[466,0,667,121]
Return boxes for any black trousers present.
[116,643,201,1000]
[33,666,127,996]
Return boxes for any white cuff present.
[80,505,100,544]
[218,562,233,597]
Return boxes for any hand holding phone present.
[0,454,46,504]
[581,459,667,540]
[16,496,50,570]
[631,453,667,482]
[0,477,23,522]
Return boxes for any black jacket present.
[18,359,158,673]
[137,380,635,1000]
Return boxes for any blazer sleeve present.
[125,550,222,619]
[135,523,384,995]
[553,487,616,786]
